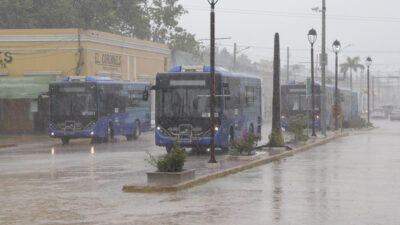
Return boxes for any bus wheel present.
[126,121,140,141]
[166,145,173,153]
[132,121,140,140]
[222,129,234,152]
[61,137,70,145]
[105,125,114,143]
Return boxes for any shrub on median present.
[231,132,261,155]
[342,117,372,129]
[146,146,187,172]
[287,115,309,142]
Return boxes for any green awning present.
[0,76,56,99]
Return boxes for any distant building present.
[0,28,170,134]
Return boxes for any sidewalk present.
[0,134,58,148]
[123,128,360,192]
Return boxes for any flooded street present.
[1,120,399,224]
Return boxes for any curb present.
[0,144,16,149]
[122,132,351,193]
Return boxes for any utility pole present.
[208,0,218,164]
[233,43,250,72]
[287,47,290,83]
[360,69,363,112]
[372,76,375,110]
[315,54,319,81]
[320,0,327,136]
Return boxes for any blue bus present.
[281,81,358,129]
[49,76,151,144]
[154,66,262,153]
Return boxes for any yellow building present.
[0,28,169,134]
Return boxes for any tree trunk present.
[350,69,353,90]
[272,33,281,133]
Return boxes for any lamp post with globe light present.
[366,57,372,124]
[308,28,317,136]
[332,40,341,130]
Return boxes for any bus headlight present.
[157,126,170,136]
[90,131,94,136]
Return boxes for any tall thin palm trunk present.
[272,33,281,133]
[269,33,285,147]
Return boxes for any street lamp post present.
[332,40,341,130]
[207,0,218,163]
[308,28,317,136]
[366,57,372,124]
[321,0,327,136]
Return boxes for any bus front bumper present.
[155,130,224,147]
[49,127,97,139]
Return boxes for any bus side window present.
[224,79,240,119]
[99,89,108,117]
[118,92,126,113]
[246,86,256,106]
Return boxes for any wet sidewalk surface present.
[0,134,56,147]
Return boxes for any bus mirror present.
[143,90,149,101]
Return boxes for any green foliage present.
[231,132,261,155]
[0,0,199,53]
[268,130,285,147]
[287,116,309,142]
[342,117,372,129]
[146,146,187,172]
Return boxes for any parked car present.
[371,109,387,119]
[390,110,400,120]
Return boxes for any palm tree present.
[269,33,285,147]
[340,56,365,90]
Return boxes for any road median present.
[123,131,352,193]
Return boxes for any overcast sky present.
[178,0,400,75]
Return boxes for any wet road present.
[1,120,399,224]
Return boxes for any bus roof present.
[282,80,357,94]
[165,66,260,80]
[55,76,150,85]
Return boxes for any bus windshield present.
[159,87,220,119]
[287,94,308,112]
[50,84,97,122]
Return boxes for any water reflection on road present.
[0,120,399,224]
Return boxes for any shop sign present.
[0,51,13,68]
[95,53,122,67]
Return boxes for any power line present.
[184,5,400,23]
[214,43,400,54]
